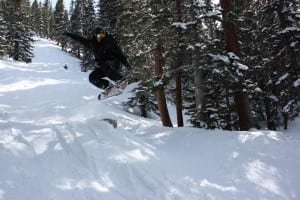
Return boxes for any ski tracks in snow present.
[0,118,160,199]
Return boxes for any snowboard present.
[98,79,128,100]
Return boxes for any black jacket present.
[64,32,131,69]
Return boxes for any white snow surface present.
[0,38,300,200]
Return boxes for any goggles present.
[97,32,106,42]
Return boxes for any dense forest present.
[0,0,299,131]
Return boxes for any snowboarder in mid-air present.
[63,28,131,99]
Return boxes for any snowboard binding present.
[98,79,128,100]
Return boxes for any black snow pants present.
[89,60,123,89]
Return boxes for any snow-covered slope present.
[0,38,299,200]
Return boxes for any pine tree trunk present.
[264,97,276,130]
[175,70,183,127]
[234,91,252,130]
[193,54,205,125]
[77,48,80,58]
[283,112,288,130]
[140,95,148,118]
[13,33,19,61]
[175,0,184,127]
[154,41,173,127]
[220,0,252,130]
[189,1,206,126]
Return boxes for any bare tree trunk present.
[154,41,173,127]
[175,0,184,127]
[220,0,252,130]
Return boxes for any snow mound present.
[0,37,299,200]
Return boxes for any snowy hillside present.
[0,38,299,200]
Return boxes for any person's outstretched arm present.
[63,32,90,48]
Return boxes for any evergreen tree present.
[21,0,34,62]
[31,0,42,35]
[169,0,253,130]
[53,0,68,49]
[69,1,83,58]
[41,0,52,38]
[268,0,299,129]
[69,0,75,14]
[251,0,300,129]
[219,0,252,130]
[117,1,160,117]
[2,0,33,62]
[118,1,173,126]
[62,9,69,48]
[0,2,8,58]
[98,0,122,30]
[67,0,96,71]
[48,5,55,39]
[184,0,221,128]
[81,0,96,71]
[82,0,96,35]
